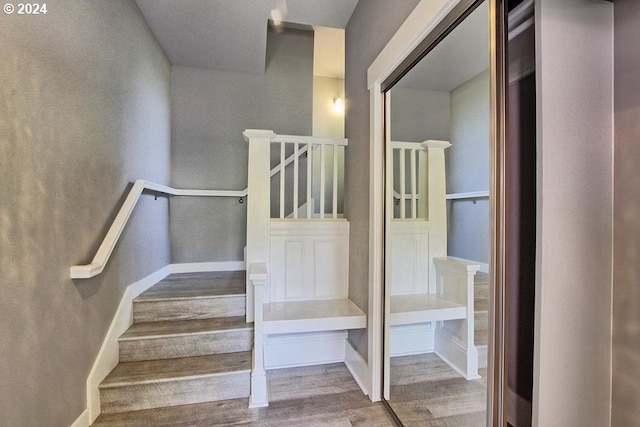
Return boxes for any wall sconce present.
[333,97,344,114]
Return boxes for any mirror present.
[383,2,491,425]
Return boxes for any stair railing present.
[271,134,347,220]
[70,179,246,279]
[248,262,268,408]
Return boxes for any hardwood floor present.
[92,363,396,427]
[387,353,487,427]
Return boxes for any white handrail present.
[446,191,490,200]
[70,179,246,279]
[393,190,490,200]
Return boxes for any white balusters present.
[270,135,347,220]
[306,144,312,219]
[391,141,425,219]
[333,145,338,219]
[293,142,299,219]
[279,142,285,219]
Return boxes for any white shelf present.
[390,293,466,326]
[263,299,366,335]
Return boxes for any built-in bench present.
[263,299,366,335]
[388,256,480,381]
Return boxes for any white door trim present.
[365,0,465,402]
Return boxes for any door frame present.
[365,0,507,424]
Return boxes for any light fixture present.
[333,97,344,114]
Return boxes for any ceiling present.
[395,2,489,92]
[135,0,358,74]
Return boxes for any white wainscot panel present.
[390,322,435,357]
[270,220,349,302]
[390,221,430,296]
[264,331,347,369]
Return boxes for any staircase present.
[474,271,489,369]
[93,271,253,424]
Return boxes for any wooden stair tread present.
[474,271,489,284]
[474,298,488,312]
[101,352,251,388]
[136,272,245,301]
[475,329,488,347]
[120,316,252,340]
[263,299,366,334]
[390,293,466,326]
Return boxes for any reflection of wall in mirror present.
[447,70,490,264]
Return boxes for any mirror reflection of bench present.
[388,139,482,380]
[389,257,481,380]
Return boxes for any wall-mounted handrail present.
[393,190,490,200]
[70,179,246,279]
[446,191,490,200]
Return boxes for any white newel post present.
[243,129,274,322]
[249,263,268,407]
[423,140,452,293]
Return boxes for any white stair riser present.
[477,345,488,369]
[119,330,254,362]
[133,296,245,323]
[99,372,250,413]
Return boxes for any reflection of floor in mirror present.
[389,353,487,427]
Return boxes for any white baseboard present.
[434,326,479,380]
[508,387,532,427]
[345,339,369,396]
[169,261,246,273]
[70,408,90,427]
[390,323,435,357]
[265,331,347,369]
[86,266,171,424]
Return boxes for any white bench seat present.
[263,299,366,335]
[390,293,466,326]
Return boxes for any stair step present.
[119,317,254,362]
[99,352,251,414]
[133,272,246,322]
[92,398,254,427]
[474,272,489,299]
[474,297,488,312]
[475,310,488,331]
[475,329,488,347]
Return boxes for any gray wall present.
[612,0,640,425]
[344,0,420,359]
[170,28,313,263]
[390,87,450,142]
[0,1,171,426]
[447,71,490,263]
[390,87,450,219]
[533,1,613,425]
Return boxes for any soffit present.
[135,0,358,74]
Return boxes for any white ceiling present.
[135,0,358,74]
[395,2,489,92]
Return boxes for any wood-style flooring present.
[387,354,487,427]
[92,363,396,427]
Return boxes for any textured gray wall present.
[533,1,613,425]
[612,1,640,425]
[0,1,171,426]
[170,29,313,263]
[447,71,490,263]
[344,0,420,360]
[390,87,450,219]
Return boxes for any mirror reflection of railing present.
[391,141,424,219]
[271,135,347,220]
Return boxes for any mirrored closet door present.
[382,1,501,425]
